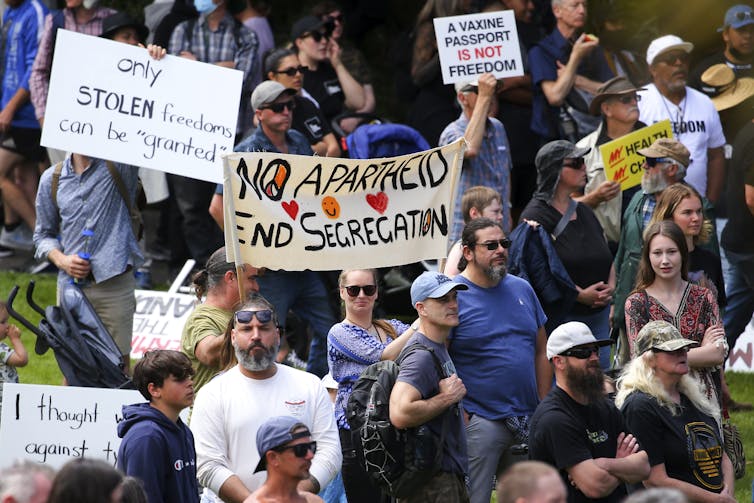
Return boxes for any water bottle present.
[73,224,94,285]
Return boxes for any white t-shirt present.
[638,84,726,194]
[190,364,341,500]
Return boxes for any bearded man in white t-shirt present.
[638,35,726,203]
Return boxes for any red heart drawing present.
[366,192,388,214]
[282,200,299,220]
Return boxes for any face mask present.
[81,0,99,8]
[194,0,218,15]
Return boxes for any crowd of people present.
[0,0,753,502]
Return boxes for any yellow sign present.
[599,120,673,191]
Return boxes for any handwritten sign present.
[726,316,754,372]
[42,30,242,183]
[223,140,465,270]
[130,290,196,359]
[433,11,524,85]
[599,120,673,191]
[0,383,142,469]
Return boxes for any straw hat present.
[701,64,754,111]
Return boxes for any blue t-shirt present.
[396,332,467,475]
[449,274,546,420]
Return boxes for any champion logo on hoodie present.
[174,458,196,471]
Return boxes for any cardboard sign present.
[599,120,673,191]
[223,140,465,270]
[0,383,142,469]
[130,290,196,359]
[726,316,754,372]
[42,30,242,183]
[433,11,524,84]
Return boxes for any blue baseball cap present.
[253,416,311,473]
[410,271,468,306]
[719,5,754,32]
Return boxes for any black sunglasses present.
[235,309,273,324]
[276,441,317,457]
[615,94,641,104]
[644,157,670,168]
[476,238,511,251]
[274,65,308,77]
[261,100,296,113]
[344,285,377,297]
[655,51,690,65]
[562,157,585,169]
[328,14,344,23]
[560,346,600,359]
[306,31,330,42]
[652,347,688,355]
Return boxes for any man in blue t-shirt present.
[450,217,551,503]
[390,271,469,503]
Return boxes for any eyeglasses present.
[274,65,308,77]
[305,31,330,42]
[261,100,296,113]
[235,309,273,324]
[344,285,377,297]
[276,441,317,457]
[560,346,600,359]
[615,93,641,104]
[644,157,670,168]
[654,51,690,65]
[735,11,754,22]
[562,158,585,169]
[328,14,344,23]
[476,238,511,251]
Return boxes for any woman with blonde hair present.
[617,320,735,502]
[327,268,419,503]
[649,183,724,307]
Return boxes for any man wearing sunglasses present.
[246,416,324,503]
[638,35,726,204]
[449,217,550,503]
[529,322,649,502]
[191,294,340,503]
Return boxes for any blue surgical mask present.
[194,0,218,15]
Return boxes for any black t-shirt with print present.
[292,95,332,145]
[529,386,628,503]
[621,391,724,493]
[302,62,345,123]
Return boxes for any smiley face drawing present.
[321,196,340,219]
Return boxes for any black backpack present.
[346,343,451,498]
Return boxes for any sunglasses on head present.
[344,285,377,297]
[615,93,641,104]
[476,238,511,251]
[306,30,329,42]
[562,157,585,169]
[235,309,273,324]
[560,345,600,359]
[735,11,754,22]
[276,441,317,457]
[655,51,690,65]
[261,100,296,113]
[644,157,670,168]
[274,65,308,77]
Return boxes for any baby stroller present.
[6,281,133,389]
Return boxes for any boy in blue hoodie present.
[117,349,199,503]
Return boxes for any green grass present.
[4,272,754,500]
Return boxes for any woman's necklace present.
[345,318,381,341]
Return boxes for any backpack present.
[50,161,146,241]
[346,343,451,498]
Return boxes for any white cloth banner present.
[41,30,242,183]
[434,11,524,84]
[223,140,465,270]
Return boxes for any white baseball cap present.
[546,322,613,360]
[646,35,694,65]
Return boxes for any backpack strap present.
[50,161,64,212]
[552,198,577,240]
[105,161,134,215]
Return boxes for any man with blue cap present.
[246,416,324,503]
[389,271,469,502]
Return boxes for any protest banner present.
[0,383,141,469]
[433,11,524,84]
[726,316,754,372]
[223,139,465,271]
[41,30,242,183]
[599,120,673,191]
[130,290,196,359]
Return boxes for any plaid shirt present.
[640,192,657,229]
[439,113,513,243]
[29,7,116,120]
